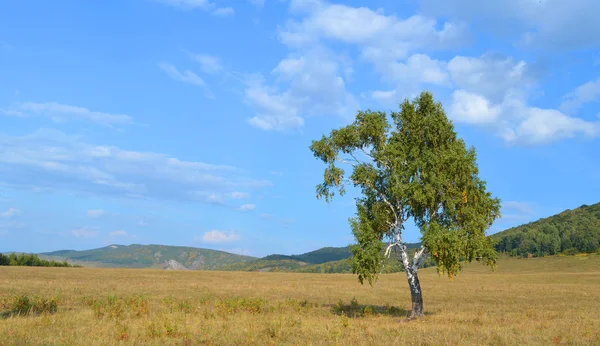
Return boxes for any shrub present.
[215,297,269,314]
[9,295,58,316]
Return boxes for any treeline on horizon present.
[494,203,600,257]
[0,253,81,267]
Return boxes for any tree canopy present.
[310,91,500,317]
[0,253,79,267]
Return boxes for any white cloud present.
[229,192,250,199]
[366,54,449,101]
[206,193,224,204]
[509,107,600,145]
[449,90,600,145]
[386,54,449,86]
[159,0,212,10]
[200,230,240,243]
[158,62,206,87]
[447,54,535,103]
[0,129,272,203]
[560,78,600,113]
[369,90,396,103]
[244,75,304,131]
[245,48,357,131]
[273,1,595,146]
[0,208,20,218]
[255,0,465,130]
[87,209,108,218]
[419,0,600,50]
[280,0,466,56]
[109,230,127,237]
[158,62,215,98]
[1,102,133,127]
[450,90,501,124]
[238,203,256,212]
[249,0,264,8]
[159,0,234,17]
[450,94,600,145]
[72,227,98,238]
[440,53,600,145]
[212,7,234,17]
[190,53,223,74]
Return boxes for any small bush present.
[331,298,362,318]
[9,295,58,316]
[86,294,150,320]
[177,300,192,314]
[216,297,269,314]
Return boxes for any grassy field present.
[1,255,599,345]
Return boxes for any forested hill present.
[40,244,256,269]
[262,246,353,264]
[492,202,600,257]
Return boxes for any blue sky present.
[1,0,599,257]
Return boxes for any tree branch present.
[379,193,399,226]
[412,246,428,271]
[336,157,357,167]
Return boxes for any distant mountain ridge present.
[35,202,600,272]
[38,243,423,272]
[262,246,353,264]
[40,244,256,270]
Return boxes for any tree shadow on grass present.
[328,298,434,319]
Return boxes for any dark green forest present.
[493,202,600,257]
[0,253,79,267]
[262,246,353,264]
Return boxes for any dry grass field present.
[1,255,599,345]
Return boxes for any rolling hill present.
[37,243,422,272]
[34,202,600,271]
[492,202,600,257]
[40,244,256,269]
[218,242,423,273]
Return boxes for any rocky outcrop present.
[164,259,188,270]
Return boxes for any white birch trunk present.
[400,244,425,318]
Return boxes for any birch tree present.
[309,91,500,319]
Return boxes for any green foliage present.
[84,294,149,320]
[219,259,307,272]
[263,246,353,264]
[7,295,58,316]
[310,91,501,282]
[215,297,270,314]
[493,203,600,257]
[330,298,406,318]
[0,253,79,267]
